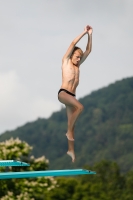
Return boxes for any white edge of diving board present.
[0,160,30,167]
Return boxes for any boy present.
[58,25,93,162]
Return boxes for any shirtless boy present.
[58,25,93,162]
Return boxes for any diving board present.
[0,160,30,167]
[0,169,96,179]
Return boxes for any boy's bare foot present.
[66,133,74,141]
[67,151,75,162]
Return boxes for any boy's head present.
[71,46,83,66]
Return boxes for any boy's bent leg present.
[58,91,84,162]
[66,103,83,140]
[58,91,84,141]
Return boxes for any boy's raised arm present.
[79,25,93,65]
[62,28,88,62]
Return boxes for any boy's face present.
[71,50,83,66]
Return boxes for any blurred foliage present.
[0,77,133,172]
[46,160,133,200]
[0,138,133,199]
[0,138,57,200]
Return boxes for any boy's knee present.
[78,104,84,113]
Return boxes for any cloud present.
[0,71,19,109]
[0,70,59,133]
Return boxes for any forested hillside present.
[0,77,133,172]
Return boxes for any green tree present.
[46,160,133,200]
[0,138,57,200]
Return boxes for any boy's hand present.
[84,25,93,35]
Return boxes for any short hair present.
[71,46,83,56]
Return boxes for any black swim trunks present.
[58,89,75,97]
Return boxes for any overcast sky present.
[0,0,133,134]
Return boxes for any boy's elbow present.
[89,48,92,54]
[71,41,76,46]
[86,49,91,55]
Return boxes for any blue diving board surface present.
[0,160,30,167]
[0,169,96,179]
